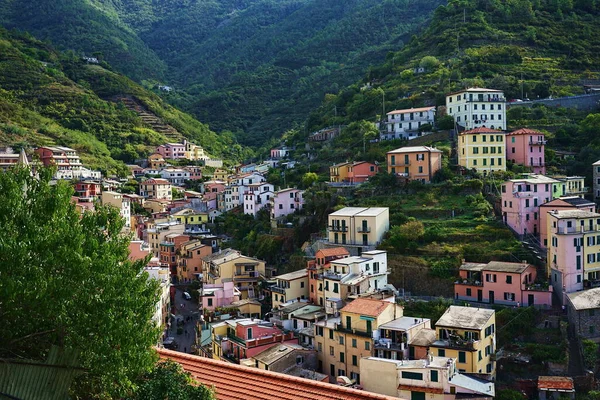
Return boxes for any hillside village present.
[5,83,600,399]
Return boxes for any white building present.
[243,182,274,217]
[101,191,131,228]
[382,106,436,140]
[160,168,190,185]
[328,207,390,252]
[446,88,507,131]
[328,250,390,296]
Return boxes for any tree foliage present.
[129,361,214,400]
[0,167,160,398]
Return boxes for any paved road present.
[165,287,199,354]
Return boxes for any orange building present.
[386,146,443,183]
[159,233,190,278]
[177,239,212,282]
[307,247,350,306]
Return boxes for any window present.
[318,342,322,352]
[352,338,357,348]
[329,346,334,356]
[431,370,438,382]
[506,275,512,284]
[458,351,466,363]
[365,341,370,350]
[333,283,339,293]
[352,355,358,366]
[339,336,344,345]
[207,298,213,306]
[438,349,445,357]
[504,292,515,301]
[330,364,335,376]
[329,330,334,340]
[340,352,345,362]
[479,350,482,361]
[466,288,472,296]
[401,372,423,380]
[338,369,345,377]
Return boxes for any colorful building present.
[501,174,557,237]
[552,176,587,199]
[347,162,378,184]
[159,233,190,278]
[271,269,309,309]
[148,153,167,170]
[382,106,436,141]
[200,281,241,312]
[446,87,506,131]
[506,128,546,174]
[430,306,496,376]
[74,180,102,201]
[330,162,352,183]
[101,191,131,228]
[156,142,186,159]
[308,247,350,306]
[177,239,211,282]
[539,197,595,249]
[328,207,389,251]
[271,188,304,220]
[387,146,443,183]
[202,249,266,299]
[547,209,600,303]
[457,127,506,174]
[454,260,552,307]
[139,178,172,200]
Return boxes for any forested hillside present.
[0,0,445,147]
[0,28,246,175]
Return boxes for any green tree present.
[129,360,214,400]
[419,55,440,71]
[301,172,319,188]
[0,167,160,398]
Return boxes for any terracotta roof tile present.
[340,298,393,317]
[317,248,350,258]
[459,127,504,135]
[157,349,399,400]
[537,376,574,391]
[507,128,544,136]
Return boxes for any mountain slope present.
[304,0,600,134]
[0,28,245,175]
[0,0,445,147]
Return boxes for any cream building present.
[446,87,506,131]
[139,178,172,200]
[328,207,389,251]
[146,220,185,256]
[202,249,266,300]
[271,269,309,309]
[101,191,131,228]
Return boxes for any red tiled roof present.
[537,376,574,391]
[143,178,170,185]
[507,128,544,136]
[459,127,504,135]
[317,248,350,258]
[157,349,399,400]
[398,385,443,394]
[387,106,435,115]
[341,298,392,317]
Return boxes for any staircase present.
[114,96,183,142]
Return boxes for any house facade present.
[382,106,436,141]
[75,180,102,201]
[200,281,241,312]
[445,88,506,131]
[594,160,600,201]
[387,146,443,183]
[552,176,587,199]
[270,188,304,220]
[139,178,172,200]
[506,128,547,174]
[271,269,309,309]
[454,261,552,307]
[457,127,506,173]
[539,197,596,249]
[566,288,600,342]
[308,248,350,306]
[101,191,131,228]
[202,249,266,299]
[328,207,389,251]
[160,168,190,185]
[501,174,557,237]
[156,142,186,159]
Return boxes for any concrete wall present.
[508,93,600,111]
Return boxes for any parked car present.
[163,337,179,350]
[183,291,191,300]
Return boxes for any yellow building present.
[328,207,389,250]
[271,269,309,309]
[184,140,209,161]
[148,153,167,170]
[202,249,266,299]
[314,298,403,384]
[457,127,506,174]
[146,220,185,256]
[430,306,496,376]
[143,199,171,214]
[172,208,209,225]
[329,162,352,183]
[213,168,230,182]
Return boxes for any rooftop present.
[459,127,504,135]
[541,197,596,208]
[507,128,545,136]
[537,376,575,391]
[567,288,600,310]
[435,306,494,330]
[329,207,389,217]
[460,261,531,274]
[252,343,304,365]
[317,247,350,258]
[275,269,308,281]
[409,328,436,347]
[447,87,503,96]
[387,106,435,115]
[379,316,429,331]
[509,174,559,184]
[158,349,397,400]
[340,298,393,317]
[387,146,443,154]
[549,210,600,219]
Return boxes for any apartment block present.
[382,106,436,141]
[506,128,547,174]
[328,207,389,252]
[361,356,495,400]
[387,146,443,183]
[148,153,167,170]
[501,174,557,237]
[177,239,211,282]
[243,182,274,217]
[547,209,600,303]
[159,233,190,278]
[457,127,506,173]
[540,197,595,249]
[200,281,241,312]
[446,88,506,131]
[101,191,131,228]
[146,220,185,256]
[308,247,350,306]
[75,180,102,201]
[139,178,172,200]
[202,249,266,299]
[552,176,587,199]
[455,261,552,307]
[271,188,304,220]
[430,306,496,376]
[271,269,309,309]
[314,298,403,384]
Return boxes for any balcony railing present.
[455,279,483,286]
[323,271,343,281]
[512,191,534,198]
[374,340,406,351]
[271,286,286,294]
[328,225,348,232]
[336,325,373,338]
[529,139,547,146]
[357,226,371,233]
[465,97,506,102]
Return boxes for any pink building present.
[270,188,304,220]
[501,174,557,237]
[270,147,290,159]
[203,180,227,201]
[539,197,596,249]
[200,282,241,312]
[347,161,378,184]
[455,261,552,307]
[184,166,203,181]
[506,128,547,174]
[156,143,186,159]
[74,180,101,201]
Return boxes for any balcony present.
[322,271,343,281]
[336,324,373,338]
[465,97,506,103]
[374,339,406,352]
[512,191,534,198]
[357,226,371,233]
[529,139,547,146]
[524,283,551,292]
[454,279,483,286]
[433,338,476,351]
[226,333,247,346]
[328,225,348,232]
[271,286,286,294]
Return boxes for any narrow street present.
[165,287,199,354]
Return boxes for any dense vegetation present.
[0,28,247,175]
[0,0,444,147]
